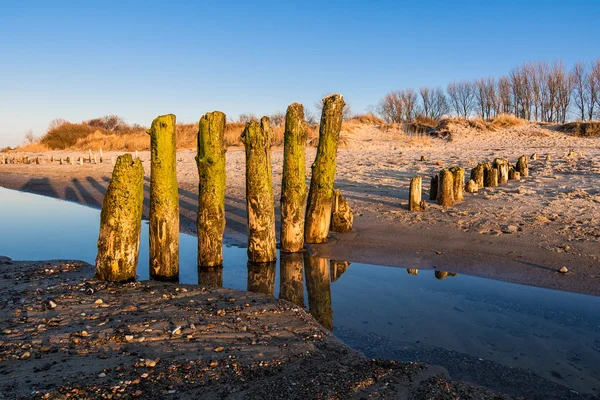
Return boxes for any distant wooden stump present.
[493,158,510,184]
[530,153,538,160]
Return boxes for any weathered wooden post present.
[305,94,345,244]
[69,157,74,166]
[78,157,83,165]
[508,169,521,180]
[531,153,538,160]
[196,111,227,267]
[247,261,276,296]
[35,157,39,164]
[449,167,464,202]
[50,156,54,163]
[198,266,223,288]
[493,158,510,184]
[470,163,485,188]
[241,117,276,263]
[304,253,333,330]
[330,260,350,282]
[59,158,63,165]
[465,179,478,193]
[93,154,98,164]
[485,168,499,187]
[280,103,308,252]
[409,176,426,211]
[147,114,179,280]
[516,155,529,177]
[437,169,454,207]
[279,252,305,306]
[429,175,439,200]
[95,154,144,282]
[99,148,103,163]
[88,149,92,163]
[330,190,354,231]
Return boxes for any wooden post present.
[280,103,308,252]
[485,168,499,187]
[303,253,333,330]
[196,111,227,267]
[111,156,115,166]
[509,169,521,180]
[78,157,83,165]
[305,94,345,244]
[241,117,276,263]
[516,155,528,177]
[493,158,510,184]
[437,169,454,207]
[135,150,139,159]
[409,176,426,211]
[429,175,438,200]
[330,189,354,231]
[95,154,144,282]
[465,179,478,193]
[50,156,54,163]
[198,266,223,288]
[35,157,40,164]
[59,158,63,165]
[330,260,350,282]
[449,166,464,202]
[279,252,305,307]
[93,154,98,164]
[247,261,276,296]
[88,149,92,163]
[99,148,103,163]
[531,153,538,160]
[70,157,74,166]
[147,114,179,280]
[470,163,485,188]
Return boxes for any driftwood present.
[305,94,345,244]
[147,114,180,280]
[95,154,144,282]
[196,111,227,267]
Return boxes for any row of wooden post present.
[95,94,348,282]
[0,153,116,166]
[409,155,530,211]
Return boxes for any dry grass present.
[558,121,600,137]
[15,142,50,152]
[345,113,385,125]
[488,113,526,129]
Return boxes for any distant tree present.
[86,115,125,131]
[474,77,496,119]
[24,130,37,144]
[269,111,285,127]
[590,59,600,119]
[419,87,449,120]
[238,113,257,123]
[496,76,513,115]
[304,108,319,126]
[376,90,403,123]
[314,98,352,120]
[48,118,67,131]
[447,81,475,119]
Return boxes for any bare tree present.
[314,98,352,120]
[400,89,419,122]
[420,87,448,120]
[474,77,496,119]
[377,90,403,123]
[447,81,475,119]
[496,76,512,115]
[572,62,588,121]
[238,113,257,123]
[48,118,67,131]
[24,130,37,144]
[269,111,285,127]
[590,59,600,120]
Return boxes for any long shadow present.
[20,178,60,199]
[72,178,101,208]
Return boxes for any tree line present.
[376,59,600,124]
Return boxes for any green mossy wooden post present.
[305,94,345,244]
[196,111,227,267]
[198,266,223,288]
[449,166,465,202]
[247,261,276,296]
[241,117,277,263]
[147,114,179,280]
[304,253,333,330]
[437,169,455,207]
[95,154,144,282]
[279,252,305,307]
[280,103,308,252]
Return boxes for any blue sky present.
[1,0,599,147]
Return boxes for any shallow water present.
[0,187,599,396]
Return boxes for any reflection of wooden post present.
[279,252,305,307]
[449,167,464,202]
[241,118,276,263]
[407,268,418,275]
[196,111,227,267]
[95,154,144,282]
[429,175,438,200]
[247,261,276,296]
[409,176,425,211]
[304,253,333,330]
[437,169,454,207]
[280,103,308,252]
[147,114,179,280]
[198,266,223,288]
[330,190,353,231]
[435,271,449,280]
[330,260,350,282]
[305,94,345,244]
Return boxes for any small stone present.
[145,359,157,367]
[138,336,145,342]
[209,361,218,367]
[125,335,134,341]
[95,299,103,305]
[214,346,224,353]
[559,267,568,274]
[48,300,57,309]
[81,331,89,337]
[98,372,106,378]
[20,351,31,359]
[501,225,518,234]
[168,390,177,394]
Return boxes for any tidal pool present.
[0,187,598,398]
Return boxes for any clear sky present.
[1,0,599,147]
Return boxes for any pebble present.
[48,300,57,309]
[98,373,106,378]
[145,359,157,367]
[559,267,569,274]
[20,351,31,359]
[81,331,89,337]
[94,299,103,305]
[125,335,134,341]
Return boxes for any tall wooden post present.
[305,94,345,244]
[409,176,425,211]
[449,167,465,202]
[279,252,305,307]
[303,253,333,330]
[147,114,179,280]
[241,118,276,263]
[196,111,227,267]
[95,154,144,282]
[437,169,455,207]
[280,103,308,252]
[247,261,276,296]
[494,158,510,184]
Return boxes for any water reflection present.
[198,266,223,287]
[247,261,276,296]
[303,252,333,331]
[406,268,418,275]
[434,271,458,280]
[330,260,350,282]
[279,252,304,307]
